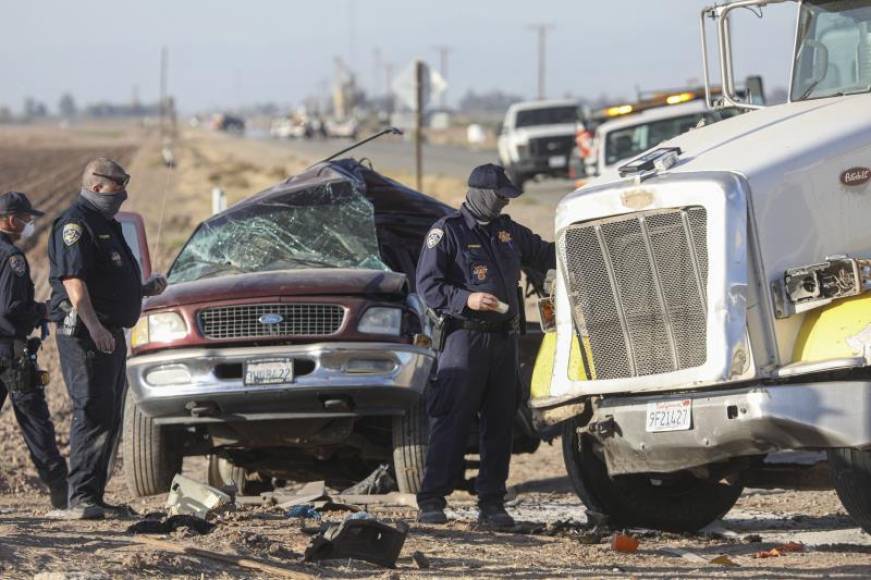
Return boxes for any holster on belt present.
[57,299,82,337]
[425,308,448,352]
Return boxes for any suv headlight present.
[357,307,402,336]
[131,312,188,347]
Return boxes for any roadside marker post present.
[212,187,226,215]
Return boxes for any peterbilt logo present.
[258,313,284,325]
[841,167,871,187]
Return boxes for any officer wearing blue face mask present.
[0,191,69,510]
[46,159,167,520]
[415,163,556,528]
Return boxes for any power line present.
[527,24,554,100]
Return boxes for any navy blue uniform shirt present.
[48,197,143,329]
[416,205,556,321]
[0,233,44,341]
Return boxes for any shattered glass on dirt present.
[168,181,389,284]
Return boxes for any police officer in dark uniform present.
[46,159,166,520]
[0,191,68,509]
[415,163,556,527]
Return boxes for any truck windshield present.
[792,0,871,100]
[515,106,578,128]
[167,181,389,284]
[603,109,740,166]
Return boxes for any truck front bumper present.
[127,342,435,425]
[582,381,871,476]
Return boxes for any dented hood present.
[146,268,408,310]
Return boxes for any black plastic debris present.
[341,464,397,496]
[126,514,216,535]
[412,550,431,569]
[304,519,409,568]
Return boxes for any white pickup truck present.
[531,0,871,532]
[497,99,579,190]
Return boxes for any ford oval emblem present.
[259,313,284,325]
[841,167,871,187]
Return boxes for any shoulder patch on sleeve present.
[426,228,444,249]
[62,223,83,246]
[8,255,26,277]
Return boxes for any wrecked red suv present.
[122,159,542,496]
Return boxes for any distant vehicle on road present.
[211,113,246,134]
[324,118,359,140]
[497,99,580,190]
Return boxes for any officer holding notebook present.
[414,163,555,527]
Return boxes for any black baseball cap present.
[468,163,522,198]
[0,192,44,217]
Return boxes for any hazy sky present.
[1,1,798,113]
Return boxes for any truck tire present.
[392,398,428,494]
[123,391,183,497]
[562,420,743,532]
[829,448,871,533]
[207,455,251,495]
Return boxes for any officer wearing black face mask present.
[415,163,556,527]
[0,192,69,509]
[46,159,167,520]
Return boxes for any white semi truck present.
[530,0,871,532]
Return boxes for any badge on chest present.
[8,255,26,277]
[110,250,123,267]
[473,264,489,281]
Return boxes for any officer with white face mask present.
[0,191,69,510]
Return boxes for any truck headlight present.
[131,312,188,347]
[358,307,402,336]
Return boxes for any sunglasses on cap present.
[93,172,130,188]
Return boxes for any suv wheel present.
[392,397,428,494]
[207,455,251,495]
[562,418,743,532]
[829,448,871,533]
[123,391,183,497]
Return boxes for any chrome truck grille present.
[561,207,708,379]
[198,304,345,339]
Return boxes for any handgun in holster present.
[58,299,82,337]
[425,308,448,352]
[1,338,49,394]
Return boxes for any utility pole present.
[373,47,382,99]
[385,62,394,115]
[432,45,451,109]
[528,24,553,100]
[414,59,424,192]
[159,46,168,139]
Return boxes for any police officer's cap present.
[0,192,44,217]
[468,164,522,198]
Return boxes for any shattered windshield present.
[167,181,389,284]
[792,0,871,100]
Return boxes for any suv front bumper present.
[580,381,871,476]
[127,342,435,425]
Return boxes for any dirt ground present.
[2,122,871,578]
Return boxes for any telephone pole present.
[432,45,451,109]
[159,46,168,139]
[528,24,553,100]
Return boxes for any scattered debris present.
[611,533,640,554]
[744,534,763,543]
[341,464,397,495]
[334,492,418,509]
[127,514,215,535]
[347,511,373,521]
[275,481,329,508]
[753,542,806,559]
[285,505,321,520]
[662,547,708,564]
[166,474,233,519]
[754,547,783,559]
[709,554,740,567]
[128,536,314,579]
[412,550,431,570]
[304,519,409,568]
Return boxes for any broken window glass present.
[168,181,389,284]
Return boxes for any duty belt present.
[454,317,520,334]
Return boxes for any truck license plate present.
[548,155,567,168]
[645,399,692,432]
[244,358,294,386]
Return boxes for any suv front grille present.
[198,303,346,340]
[561,207,708,380]
[529,135,574,157]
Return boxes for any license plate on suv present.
[645,399,692,432]
[548,155,567,168]
[244,358,294,386]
